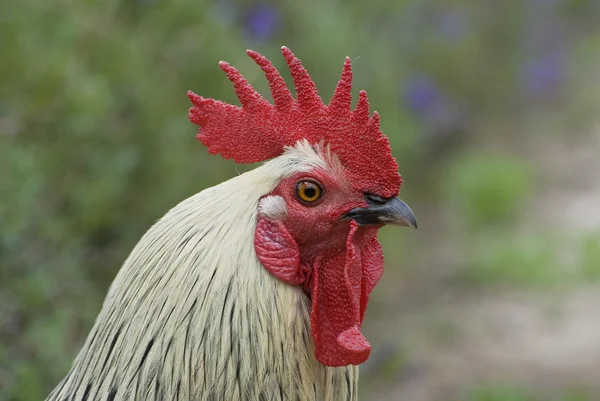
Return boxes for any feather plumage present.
[47,142,358,401]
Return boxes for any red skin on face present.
[255,170,385,367]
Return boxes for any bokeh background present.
[2,0,600,400]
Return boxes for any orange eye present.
[295,180,323,204]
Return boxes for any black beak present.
[344,195,418,228]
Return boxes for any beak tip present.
[397,199,417,229]
[409,213,418,229]
[344,197,418,229]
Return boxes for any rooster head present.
[188,47,416,367]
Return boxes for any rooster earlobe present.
[254,217,306,286]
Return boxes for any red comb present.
[188,46,402,197]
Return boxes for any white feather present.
[47,140,357,401]
[258,195,288,220]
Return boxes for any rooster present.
[46,47,416,401]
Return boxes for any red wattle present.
[254,218,306,285]
[310,221,383,367]
[254,216,385,367]
[336,326,371,357]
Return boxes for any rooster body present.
[48,143,357,401]
[47,47,416,401]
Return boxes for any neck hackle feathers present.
[188,46,402,198]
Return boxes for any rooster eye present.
[295,180,323,204]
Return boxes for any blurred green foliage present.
[467,385,592,401]
[580,232,600,280]
[467,385,539,401]
[465,233,561,287]
[444,153,535,229]
[2,0,600,400]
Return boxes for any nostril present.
[364,193,386,205]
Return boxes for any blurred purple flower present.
[437,10,469,42]
[402,75,441,117]
[402,74,467,150]
[519,0,568,101]
[244,4,280,41]
[522,50,566,98]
